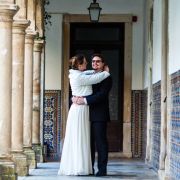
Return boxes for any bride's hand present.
[72,96,79,104]
[72,96,85,105]
[104,65,109,72]
[76,97,85,105]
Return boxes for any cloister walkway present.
[18,159,159,180]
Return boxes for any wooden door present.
[70,23,124,152]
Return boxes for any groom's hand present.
[72,96,85,105]
[77,97,85,105]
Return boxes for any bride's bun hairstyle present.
[69,54,85,70]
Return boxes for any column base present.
[123,122,132,158]
[164,174,171,180]
[32,144,44,163]
[23,147,37,169]
[108,152,132,158]
[11,152,29,176]
[122,152,132,158]
[0,158,17,180]
[158,169,165,180]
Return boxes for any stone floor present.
[18,159,159,180]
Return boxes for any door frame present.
[61,14,132,158]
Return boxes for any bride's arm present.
[78,71,110,86]
[82,70,94,74]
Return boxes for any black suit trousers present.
[90,122,108,173]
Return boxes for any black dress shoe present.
[95,171,107,176]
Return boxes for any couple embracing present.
[58,53,112,176]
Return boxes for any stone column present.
[32,40,44,163]
[36,0,44,37]
[164,74,171,180]
[11,0,30,176]
[40,47,45,155]
[164,1,171,179]
[0,2,18,179]
[36,0,45,156]
[158,0,168,179]
[122,22,132,158]
[23,0,37,169]
[23,30,37,169]
[145,0,154,164]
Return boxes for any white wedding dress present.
[58,69,109,176]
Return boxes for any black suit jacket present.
[86,76,112,122]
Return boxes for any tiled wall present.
[43,90,61,161]
[131,90,147,159]
[170,70,180,180]
[151,81,161,170]
[43,89,148,161]
[142,90,148,160]
[42,88,163,165]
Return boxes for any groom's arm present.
[86,76,112,105]
[72,76,112,105]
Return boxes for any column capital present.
[0,4,18,22]
[26,29,37,36]
[34,39,44,52]
[25,29,37,44]
[0,0,16,4]
[13,19,30,34]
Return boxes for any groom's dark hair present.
[91,53,105,63]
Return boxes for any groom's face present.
[91,56,104,72]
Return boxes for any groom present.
[73,53,112,176]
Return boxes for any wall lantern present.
[88,0,102,22]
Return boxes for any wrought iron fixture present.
[88,0,102,22]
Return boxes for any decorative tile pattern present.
[151,81,161,171]
[170,70,180,180]
[43,90,61,161]
[131,90,147,158]
[142,90,148,160]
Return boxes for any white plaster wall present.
[152,0,162,84]
[45,0,145,90]
[169,0,180,75]
[45,14,62,90]
[143,0,150,89]
[143,0,180,87]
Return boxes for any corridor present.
[18,159,158,180]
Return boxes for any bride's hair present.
[69,54,85,69]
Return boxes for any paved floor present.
[18,159,159,180]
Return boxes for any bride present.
[58,54,110,175]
